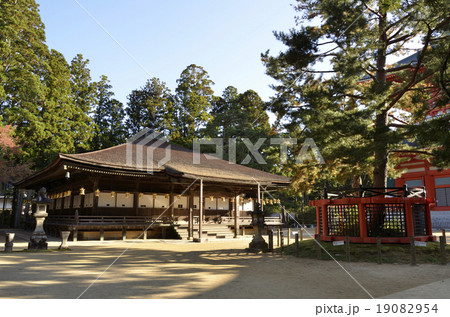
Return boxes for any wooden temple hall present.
[15,133,290,241]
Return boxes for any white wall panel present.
[117,193,133,208]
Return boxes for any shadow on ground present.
[0,238,449,299]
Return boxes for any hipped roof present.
[17,140,290,188]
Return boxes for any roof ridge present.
[62,143,126,157]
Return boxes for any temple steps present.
[174,223,235,240]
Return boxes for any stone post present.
[4,232,15,252]
[59,231,70,249]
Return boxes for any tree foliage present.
[126,77,175,136]
[91,76,127,150]
[69,54,96,152]
[206,86,274,170]
[263,0,450,190]
[174,64,214,146]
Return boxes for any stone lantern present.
[247,202,269,252]
[28,187,52,250]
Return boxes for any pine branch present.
[385,62,415,73]
[385,24,434,111]
[385,10,413,33]
[388,123,409,128]
[363,3,382,19]
[387,33,415,45]
[389,149,434,156]
[303,70,336,74]
[343,94,366,100]
[361,67,376,81]
[388,115,408,125]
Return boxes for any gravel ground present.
[0,229,449,299]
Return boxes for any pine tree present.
[174,64,214,146]
[69,54,96,152]
[263,0,449,190]
[92,75,127,150]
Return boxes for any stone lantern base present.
[247,235,269,253]
[28,234,48,250]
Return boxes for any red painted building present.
[395,155,450,229]
[362,52,450,230]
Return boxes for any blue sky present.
[37,0,297,105]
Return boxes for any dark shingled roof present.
[59,141,290,186]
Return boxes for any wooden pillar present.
[425,202,433,236]
[234,195,239,238]
[92,178,99,215]
[377,236,382,264]
[80,192,85,214]
[70,192,75,212]
[170,184,175,221]
[268,229,274,251]
[133,191,139,216]
[199,179,203,239]
[1,194,6,226]
[404,202,415,238]
[260,189,264,212]
[188,191,193,240]
[61,196,66,215]
[169,193,174,219]
[13,188,23,228]
[410,235,417,266]
[358,203,367,240]
[321,204,328,237]
[257,184,261,205]
[93,193,99,216]
[152,194,155,218]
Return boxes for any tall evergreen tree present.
[263,0,449,190]
[0,0,49,166]
[39,49,79,164]
[174,64,214,146]
[0,0,48,114]
[206,87,273,170]
[69,54,96,152]
[92,75,127,150]
[126,77,175,136]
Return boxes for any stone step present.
[174,223,235,240]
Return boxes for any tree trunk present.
[373,113,388,188]
[373,7,388,189]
